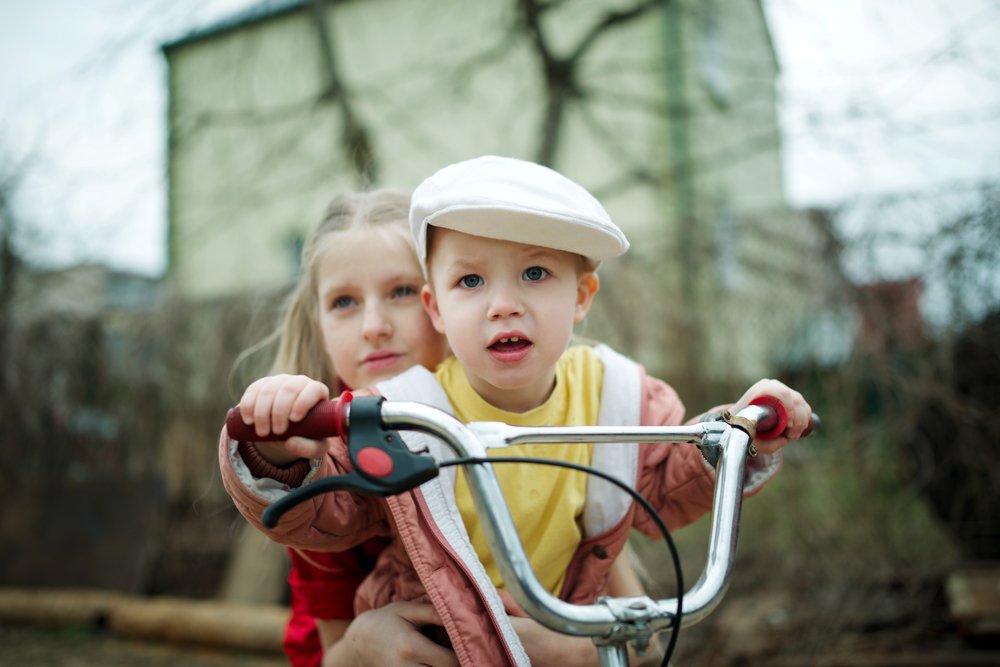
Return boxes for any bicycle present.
[227,393,817,667]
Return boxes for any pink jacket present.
[220,345,780,666]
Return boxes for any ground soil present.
[0,622,286,667]
[4,579,997,667]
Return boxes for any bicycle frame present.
[370,401,771,666]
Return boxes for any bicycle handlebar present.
[224,393,815,443]
[226,396,350,443]
[226,394,818,656]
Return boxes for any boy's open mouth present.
[488,335,532,353]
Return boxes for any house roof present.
[161,0,307,52]
[162,0,782,70]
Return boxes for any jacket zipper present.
[412,489,523,667]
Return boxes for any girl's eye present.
[391,284,419,298]
[459,274,483,288]
[523,266,547,282]
[331,295,356,309]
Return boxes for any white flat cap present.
[410,155,629,272]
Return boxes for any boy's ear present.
[574,272,599,323]
[421,285,447,334]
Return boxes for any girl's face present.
[315,228,448,390]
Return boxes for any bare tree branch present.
[307,0,378,185]
[568,0,663,63]
[516,0,666,165]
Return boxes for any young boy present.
[221,155,812,667]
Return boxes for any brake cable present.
[440,456,682,667]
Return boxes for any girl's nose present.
[361,303,393,340]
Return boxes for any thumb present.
[284,436,328,459]
[393,601,444,627]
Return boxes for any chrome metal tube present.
[596,647,631,667]
[376,401,756,637]
[380,402,619,634]
[648,425,750,624]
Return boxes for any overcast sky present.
[1,0,998,276]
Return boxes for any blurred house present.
[161,0,820,382]
[13,263,162,321]
[10,262,164,408]
[855,278,925,356]
[779,276,926,375]
[7,262,165,443]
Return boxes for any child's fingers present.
[733,378,779,413]
[795,409,814,439]
[381,602,456,667]
[237,375,327,438]
[238,377,280,437]
[762,384,809,440]
[252,387,277,437]
[288,381,330,423]
[284,436,328,460]
[270,379,330,435]
[736,379,812,452]
[391,600,444,627]
[265,376,323,435]
[249,375,303,437]
[268,379,304,436]
[784,389,810,440]
[239,379,265,425]
[753,435,787,456]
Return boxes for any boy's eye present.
[392,284,419,298]
[523,266,547,282]
[459,274,483,288]
[331,295,356,309]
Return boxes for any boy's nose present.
[487,286,524,320]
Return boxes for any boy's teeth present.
[499,337,521,343]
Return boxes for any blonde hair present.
[265,189,413,391]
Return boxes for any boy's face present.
[421,227,598,412]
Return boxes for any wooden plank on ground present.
[946,563,1000,637]
[0,587,288,654]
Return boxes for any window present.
[698,4,731,108]
[712,195,742,291]
[286,232,305,278]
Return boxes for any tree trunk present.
[218,523,289,605]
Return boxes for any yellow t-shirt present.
[436,346,603,595]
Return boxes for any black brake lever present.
[261,395,439,528]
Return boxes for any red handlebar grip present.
[749,396,787,440]
[225,392,352,442]
[749,395,817,440]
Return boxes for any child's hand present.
[239,374,331,464]
[324,601,458,667]
[732,379,811,455]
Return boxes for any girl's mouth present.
[362,351,404,372]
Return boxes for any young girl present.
[244,188,647,667]
[245,188,445,666]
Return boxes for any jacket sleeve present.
[218,424,392,552]
[632,373,782,537]
[633,375,717,534]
